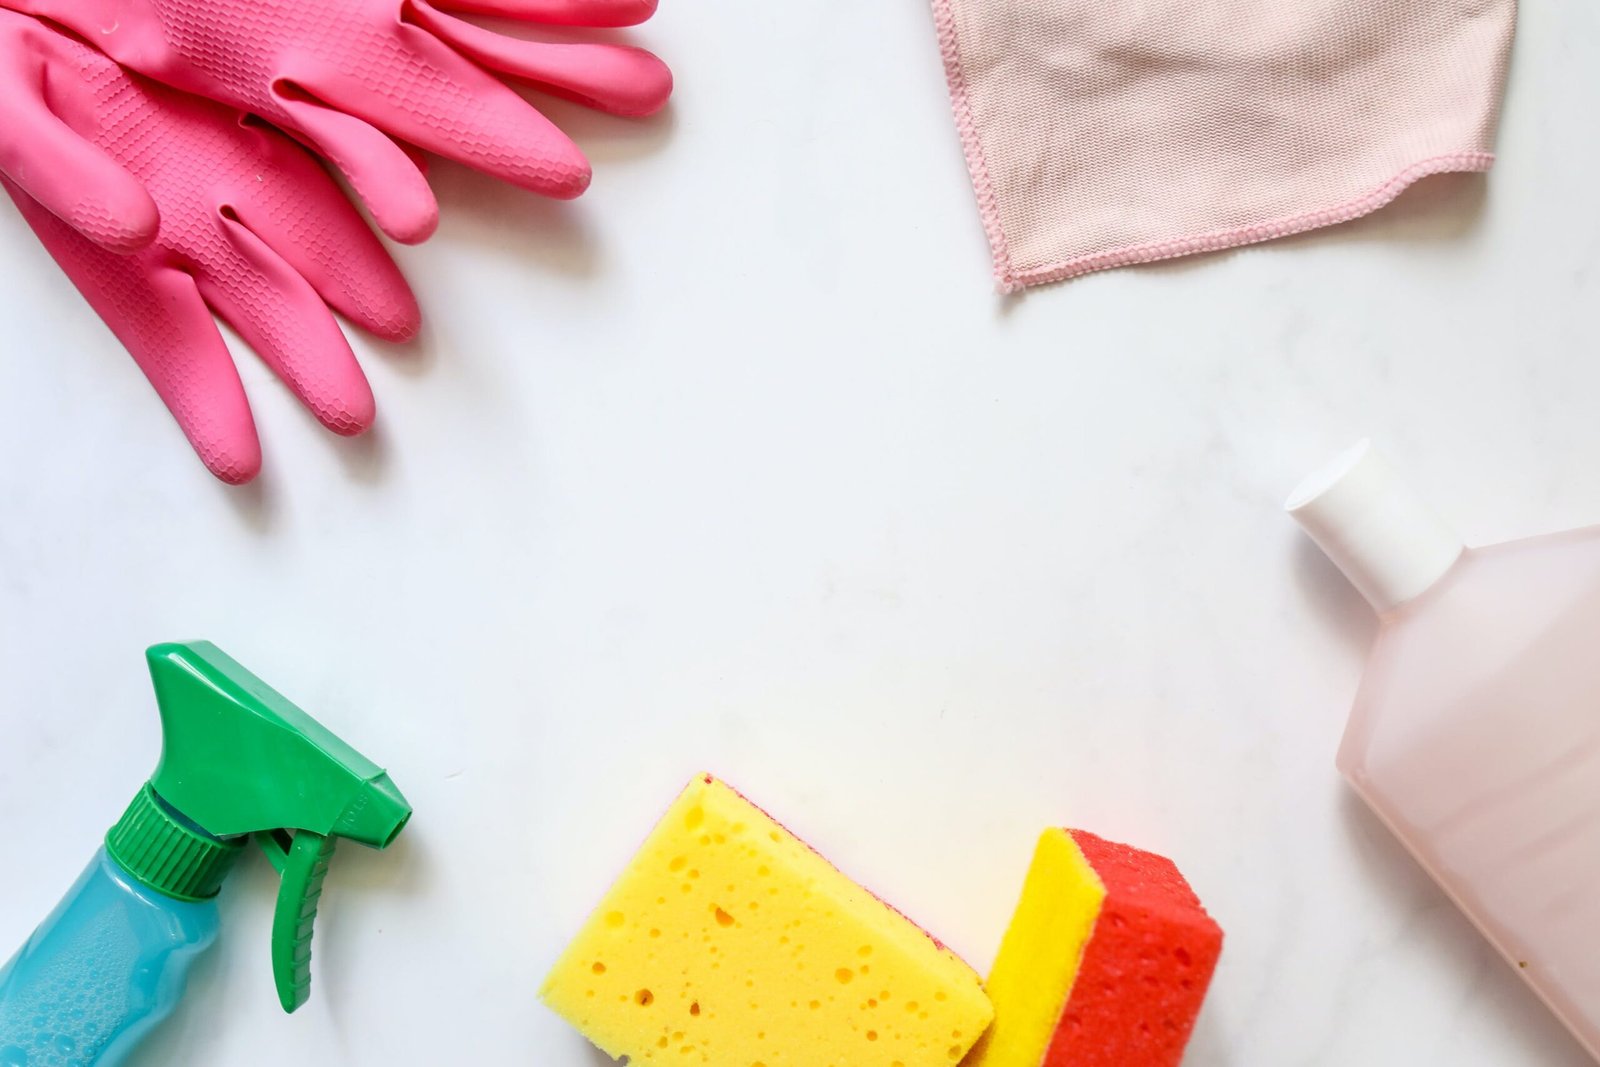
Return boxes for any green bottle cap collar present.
[106,642,413,1014]
[106,784,245,902]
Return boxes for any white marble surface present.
[1,2,1597,1065]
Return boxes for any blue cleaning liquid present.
[0,849,218,1067]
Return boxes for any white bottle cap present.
[1285,441,1465,613]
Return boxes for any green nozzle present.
[107,641,412,1014]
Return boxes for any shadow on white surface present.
[321,418,392,486]
[421,69,676,274]
[987,168,1490,313]
[218,470,273,533]
[421,100,675,284]
[1300,171,1491,250]
[429,160,603,279]
[315,831,433,1022]
[1097,170,1492,289]
[369,316,440,382]
[1290,535,1377,660]
[533,96,680,169]
[209,393,392,527]
[1181,1005,1233,1067]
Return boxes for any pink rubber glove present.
[0,9,420,484]
[1,0,673,243]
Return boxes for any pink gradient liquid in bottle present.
[1289,442,1600,1060]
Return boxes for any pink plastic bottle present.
[1288,442,1600,1060]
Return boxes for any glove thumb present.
[0,15,159,251]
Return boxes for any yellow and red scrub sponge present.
[965,829,1221,1067]
[541,773,995,1065]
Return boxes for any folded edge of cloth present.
[933,0,1517,293]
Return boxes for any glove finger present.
[0,37,158,251]
[1,176,263,483]
[126,269,265,484]
[231,117,421,342]
[291,25,592,199]
[195,210,377,438]
[410,0,671,116]
[272,84,440,244]
[429,0,658,29]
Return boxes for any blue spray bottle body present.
[0,646,412,1062]
[0,641,411,1066]
[0,849,218,1067]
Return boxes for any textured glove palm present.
[2,0,674,241]
[0,9,420,484]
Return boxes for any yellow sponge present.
[961,830,1105,1067]
[541,773,994,1066]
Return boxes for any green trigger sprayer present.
[0,641,412,1066]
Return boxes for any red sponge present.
[965,828,1222,1067]
[1046,831,1222,1065]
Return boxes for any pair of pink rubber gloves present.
[0,0,671,482]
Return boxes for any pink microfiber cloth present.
[934,0,1517,292]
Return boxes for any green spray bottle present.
[0,642,411,1066]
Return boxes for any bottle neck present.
[105,784,245,903]
[1287,442,1466,613]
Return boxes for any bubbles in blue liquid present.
[0,855,217,1067]
[0,910,135,1067]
